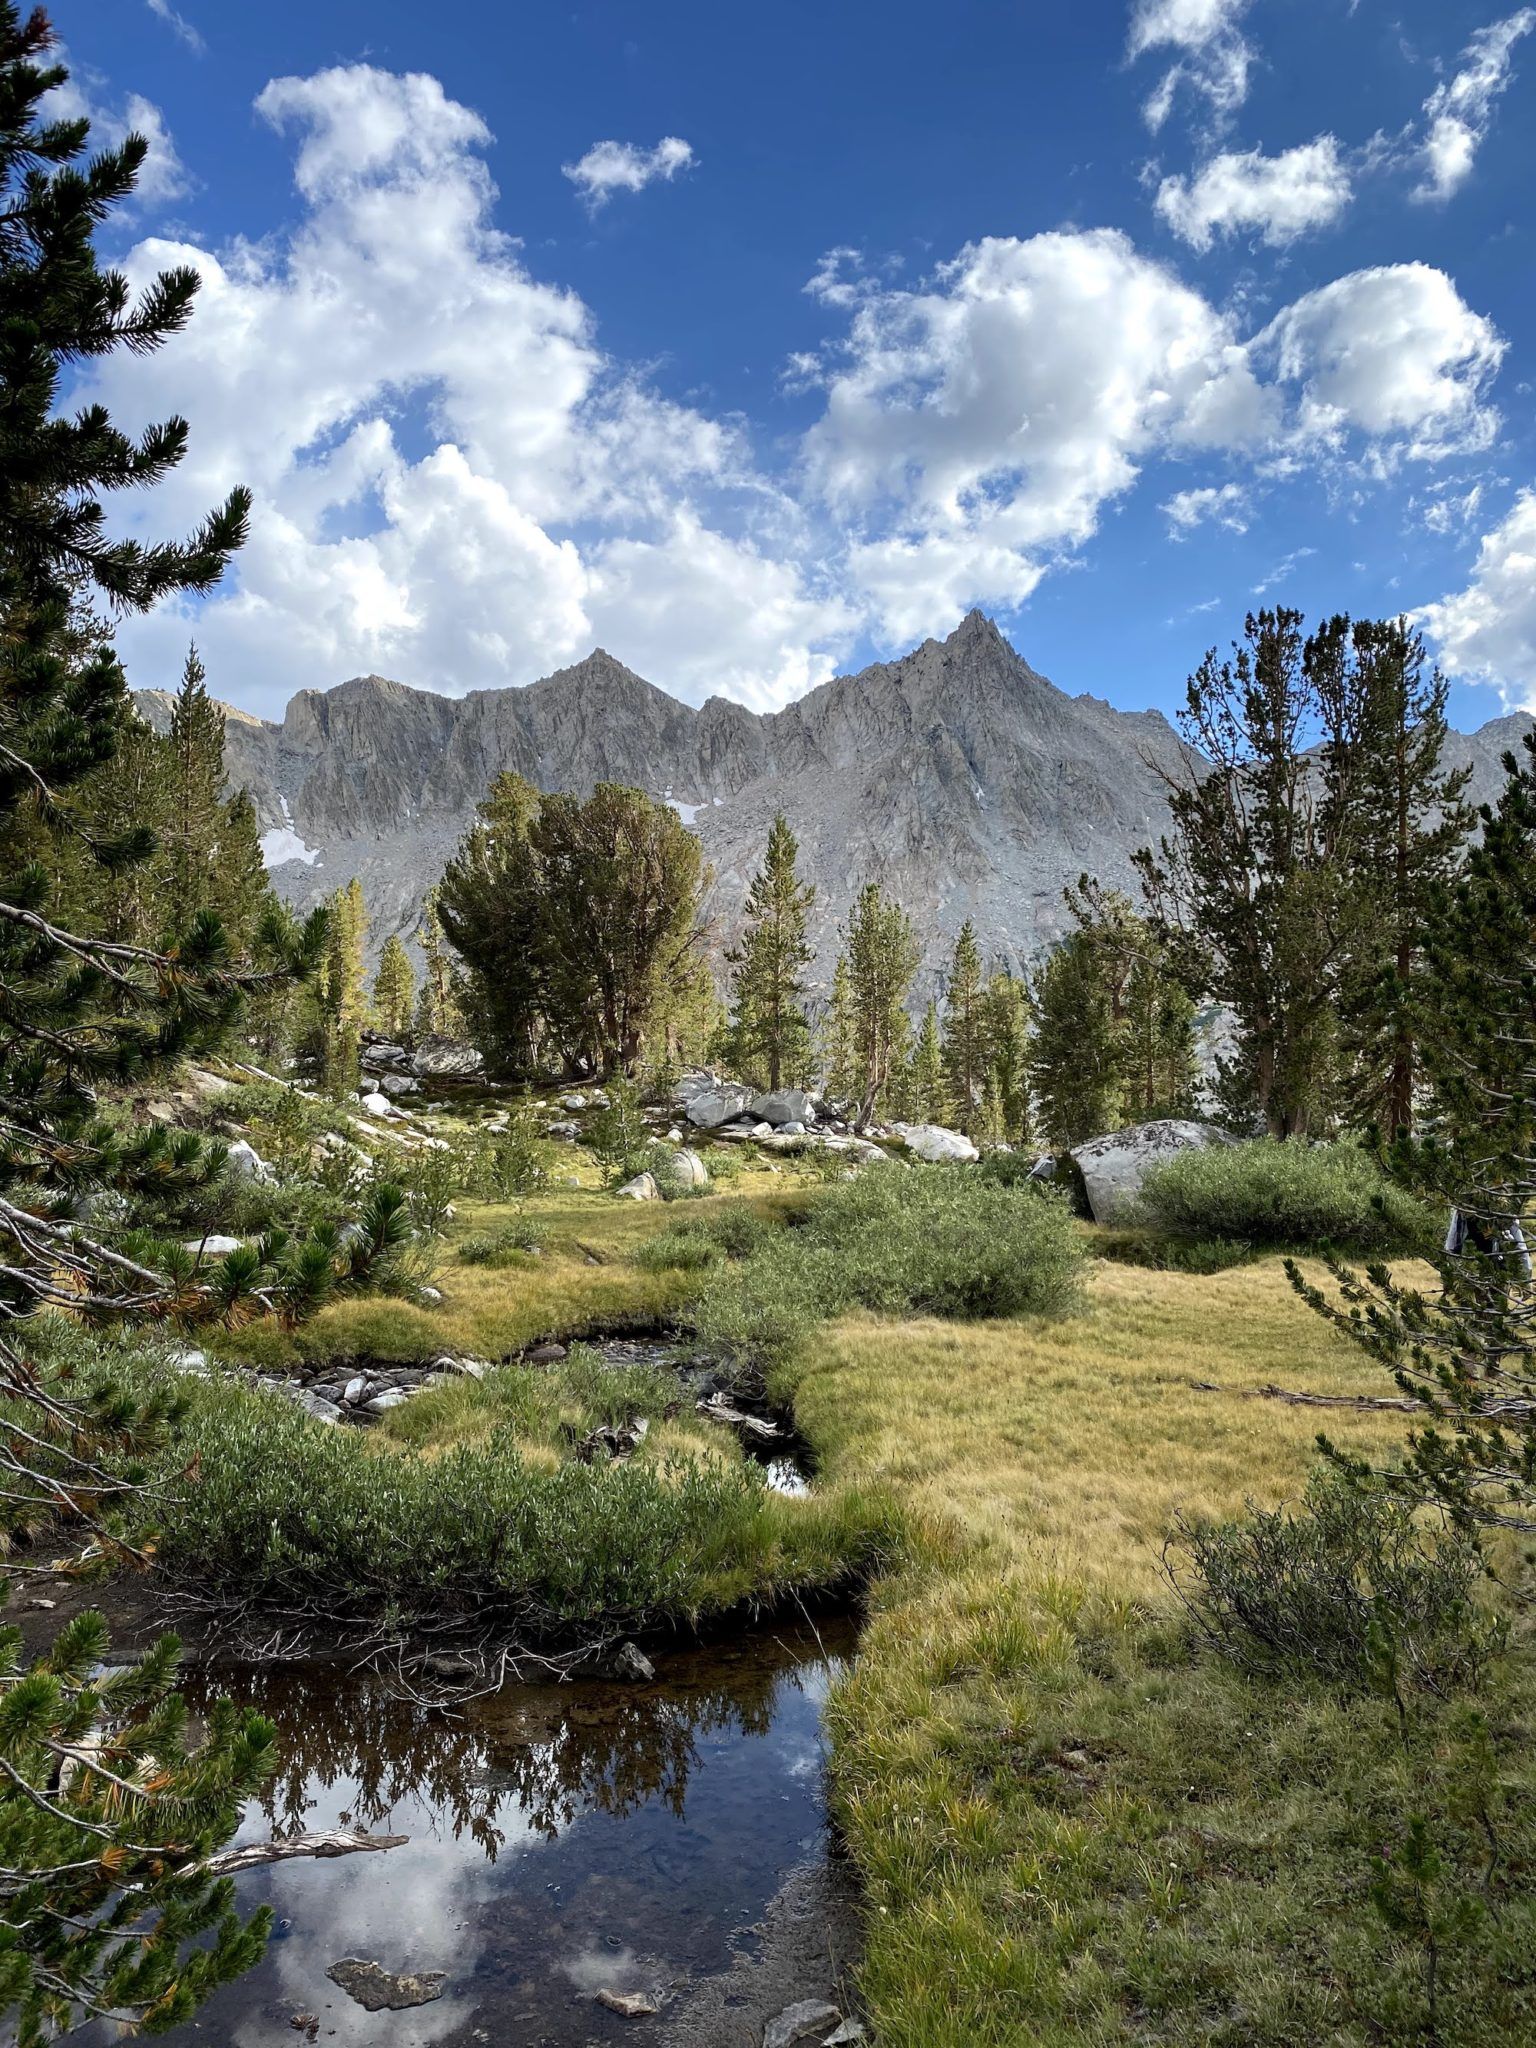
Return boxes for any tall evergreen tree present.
[981,970,1031,1143]
[315,878,368,1093]
[841,882,918,1124]
[1135,610,1362,1137]
[436,774,540,1065]
[415,883,464,1039]
[1323,619,1475,1137]
[1029,931,1121,1145]
[0,11,303,2034]
[1290,732,1536,1531]
[941,919,987,1136]
[908,999,950,1122]
[821,955,857,1104]
[372,933,416,1041]
[727,814,815,1090]
[164,645,224,939]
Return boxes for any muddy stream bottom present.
[92,1614,862,2047]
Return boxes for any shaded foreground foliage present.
[1139,1137,1434,1253]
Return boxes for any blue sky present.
[49,0,1536,731]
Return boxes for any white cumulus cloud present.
[1418,491,1536,705]
[43,60,188,207]
[1163,482,1251,532]
[562,136,695,210]
[1127,0,1254,131]
[1414,8,1535,201]
[82,67,844,715]
[1154,136,1352,250]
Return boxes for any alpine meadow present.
[5,2,1536,2045]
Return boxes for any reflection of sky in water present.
[91,1618,852,2046]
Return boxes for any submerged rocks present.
[764,2001,844,2048]
[1069,1117,1237,1225]
[326,1959,446,2012]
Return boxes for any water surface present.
[137,1614,858,2046]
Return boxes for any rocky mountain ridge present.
[134,612,1531,991]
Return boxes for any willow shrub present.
[149,1381,803,1633]
[1138,1139,1435,1253]
[690,1164,1083,1382]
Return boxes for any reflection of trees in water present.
[180,1641,820,1860]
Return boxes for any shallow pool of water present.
[122,1615,859,2046]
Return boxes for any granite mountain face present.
[134,611,1528,993]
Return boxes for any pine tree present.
[1134,610,1359,1137]
[0,12,302,2033]
[415,884,464,1039]
[435,774,540,1065]
[941,919,987,1136]
[908,1000,949,1121]
[164,645,225,939]
[1289,732,1536,1533]
[821,956,857,1103]
[372,934,416,1041]
[981,970,1031,1143]
[842,882,918,1125]
[317,878,368,1093]
[1029,932,1121,1145]
[727,814,815,1090]
[208,789,270,958]
[1325,620,1475,1137]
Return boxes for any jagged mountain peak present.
[130,624,1529,992]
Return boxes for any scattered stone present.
[419,1285,443,1304]
[359,1090,396,1117]
[764,2001,842,2048]
[750,1088,816,1127]
[527,1342,567,1364]
[182,1234,242,1257]
[667,1126,683,1141]
[893,1122,979,1164]
[379,1073,420,1097]
[559,1092,588,1111]
[342,1375,367,1406]
[615,1171,659,1201]
[671,1148,710,1188]
[546,1120,581,1140]
[326,1959,446,2013]
[411,1035,484,1079]
[823,2023,867,2045]
[1069,1117,1237,1225]
[225,1139,274,1183]
[596,1988,660,2018]
[610,1641,657,1682]
[778,1120,806,1136]
[360,1040,412,1073]
[295,1390,344,1425]
[685,1084,755,1129]
[27,1597,56,1611]
[364,1389,412,1415]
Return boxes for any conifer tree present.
[821,955,857,1103]
[1135,610,1358,1137]
[164,645,225,940]
[908,1000,949,1121]
[415,884,464,1039]
[372,934,416,1041]
[317,878,368,1093]
[727,814,815,1090]
[1290,733,1536,1532]
[0,11,305,2033]
[841,882,918,1124]
[941,919,987,1135]
[208,789,269,957]
[1029,931,1121,1145]
[981,970,1031,1143]
[436,774,540,1064]
[1325,620,1475,1137]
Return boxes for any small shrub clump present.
[456,1219,549,1267]
[1168,1469,1501,1695]
[1138,1139,1434,1253]
[634,1207,779,1273]
[690,1164,1083,1380]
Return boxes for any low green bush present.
[456,1219,549,1267]
[690,1164,1083,1380]
[634,1206,780,1273]
[1093,1227,1256,1274]
[1138,1139,1434,1252]
[1169,1469,1501,1694]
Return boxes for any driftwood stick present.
[190,1828,408,1877]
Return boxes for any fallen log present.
[696,1395,783,1440]
[190,1827,408,1877]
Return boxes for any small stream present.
[100,1615,860,2047]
